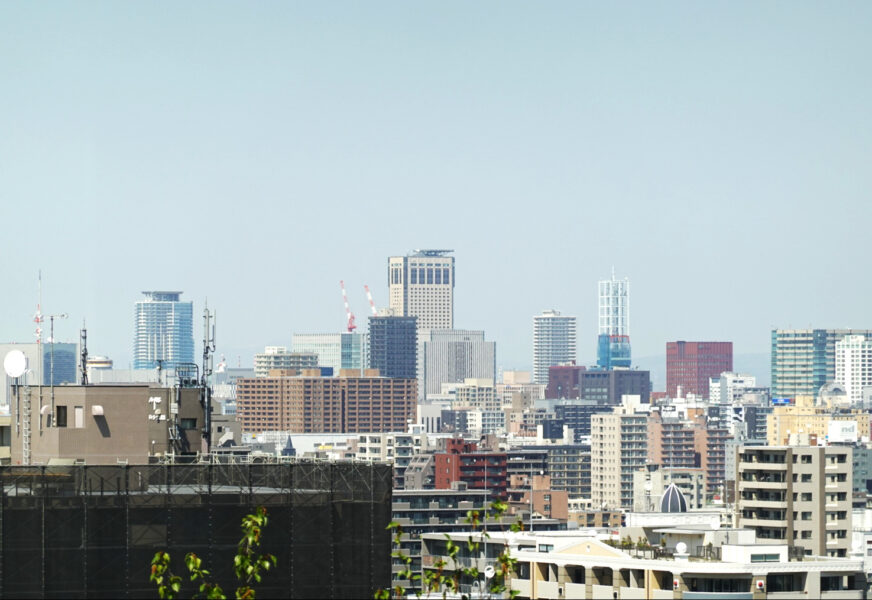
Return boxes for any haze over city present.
[2,2,870,380]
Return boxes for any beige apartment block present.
[737,445,852,557]
[766,396,871,445]
[591,410,647,510]
[236,370,416,434]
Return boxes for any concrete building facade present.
[253,346,318,378]
[591,410,648,510]
[737,445,852,557]
[235,369,416,434]
[420,329,495,397]
[532,311,577,385]
[836,334,872,405]
[388,249,454,331]
[666,341,733,399]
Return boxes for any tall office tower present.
[597,271,631,369]
[771,329,872,400]
[737,445,852,557]
[665,341,733,398]
[132,291,194,370]
[253,346,318,377]
[388,250,454,331]
[291,332,367,374]
[835,335,872,405]
[590,409,648,510]
[368,316,418,379]
[420,330,495,397]
[532,310,577,385]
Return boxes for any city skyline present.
[2,3,871,378]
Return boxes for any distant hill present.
[634,353,770,393]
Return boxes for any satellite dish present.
[483,565,495,580]
[675,542,687,554]
[4,351,27,378]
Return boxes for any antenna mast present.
[340,280,357,332]
[201,303,216,454]
[80,321,88,385]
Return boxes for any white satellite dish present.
[4,350,27,378]
[483,565,495,580]
[675,542,687,554]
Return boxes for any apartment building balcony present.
[746,462,787,471]
[740,517,788,528]
[740,499,788,509]
[738,480,787,491]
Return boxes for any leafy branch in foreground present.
[150,507,277,600]
[377,499,523,600]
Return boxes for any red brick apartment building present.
[235,368,416,433]
[434,439,508,499]
[666,341,732,398]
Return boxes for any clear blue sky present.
[1,2,870,378]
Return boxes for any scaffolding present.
[0,459,392,599]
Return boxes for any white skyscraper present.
[532,310,577,385]
[388,250,454,331]
[836,335,872,405]
[597,270,631,368]
[133,291,194,370]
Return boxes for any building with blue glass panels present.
[132,291,194,370]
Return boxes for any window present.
[180,418,198,430]
[74,406,84,428]
[801,493,812,501]
[56,406,67,428]
[802,512,812,520]
[801,474,812,482]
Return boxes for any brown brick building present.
[236,369,417,433]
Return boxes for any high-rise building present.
[590,409,648,510]
[532,310,576,385]
[291,332,367,374]
[133,291,194,370]
[388,250,454,331]
[597,271,631,369]
[737,445,852,557]
[235,369,416,433]
[771,329,872,400]
[665,341,733,398]
[835,335,872,405]
[420,330,495,397]
[368,316,417,379]
[253,346,318,377]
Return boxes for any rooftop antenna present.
[47,312,68,424]
[201,301,216,453]
[80,321,88,385]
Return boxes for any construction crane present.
[364,285,378,316]
[340,280,357,332]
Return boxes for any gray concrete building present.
[737,445,852,557]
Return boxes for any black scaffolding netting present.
[0,460,392,599]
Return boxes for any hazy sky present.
[1,2,870,378]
